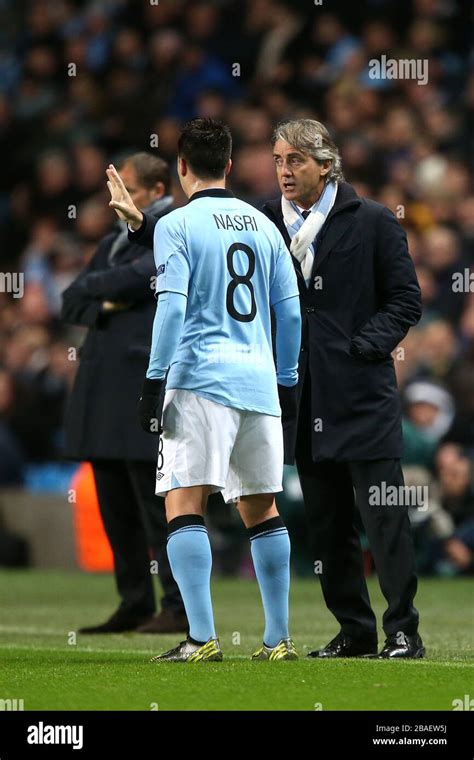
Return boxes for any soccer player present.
[139,118,302,662]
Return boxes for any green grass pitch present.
[0,571,472,711]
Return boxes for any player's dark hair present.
[178,118,232,179]
[120,152,171,194]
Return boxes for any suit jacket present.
[262,182,422,462]
[61,208,168,462]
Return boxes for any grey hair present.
[272,119,344,183]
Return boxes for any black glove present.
[278,384,298,466]
[139,378,165,435]
[278,383,298,422]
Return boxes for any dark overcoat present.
[262,182,422,462]
[61,211,166,462]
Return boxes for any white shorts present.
[155,389,283,503]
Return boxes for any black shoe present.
[308,631,378,658]
[378,633,425,659]
[79,610,152,634]
[136,609,189,634]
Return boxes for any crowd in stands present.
[0,0,472,573]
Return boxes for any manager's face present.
[273,139,328,209]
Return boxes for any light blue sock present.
[249,517,291,648]
[167,516,216,643]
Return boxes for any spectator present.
[436,444,474,575]
[0,369,24,486]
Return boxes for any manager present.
[262,119,424,659]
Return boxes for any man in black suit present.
[62,153,187,634]
[262,119,425,659]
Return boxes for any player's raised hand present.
[106,164,143,230]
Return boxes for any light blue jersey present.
[149,189,300,416]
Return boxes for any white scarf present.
[281,180,338,285]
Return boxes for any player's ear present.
[177,156,187,177]
[224,158,232,177]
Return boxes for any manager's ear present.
[319,159,332,178]
[224,158,232,177]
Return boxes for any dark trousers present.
[92,459,184,618]
[296,416,419,640]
